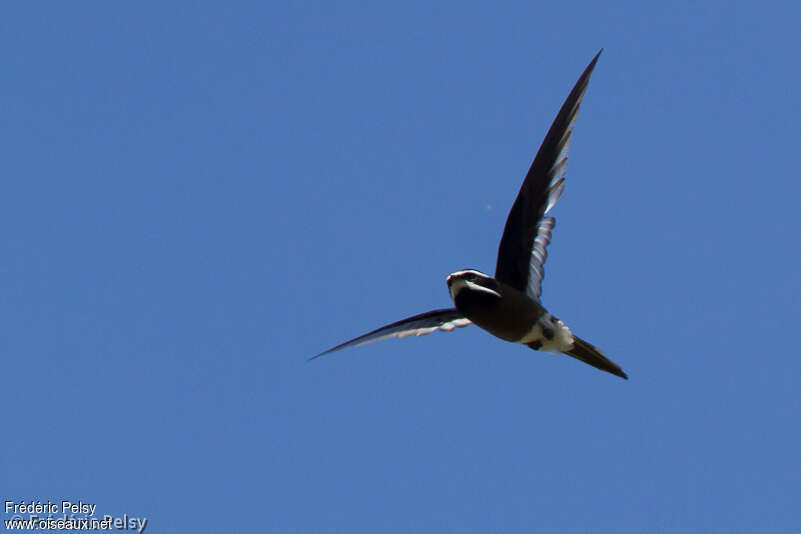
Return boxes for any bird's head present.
[446,270,501,301]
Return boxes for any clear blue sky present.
[3,2,799,532]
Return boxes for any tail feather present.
[563,335,628,379]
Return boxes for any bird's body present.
[445,268,625,378]
[447,269,552,345]
[312,50,628,380]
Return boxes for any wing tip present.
[588,49,603,71]
[579,49,603,89]
[309,340,355,361]
[308,349,334,362]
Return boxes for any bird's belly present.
[454,292,543,342]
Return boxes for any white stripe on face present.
[448,276,500,300]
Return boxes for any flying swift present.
[312,50,627,379]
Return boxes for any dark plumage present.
[313,50,627,380]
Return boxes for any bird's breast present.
[452,282,544,342]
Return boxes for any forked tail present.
[564,335,628,379]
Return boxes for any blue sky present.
[3,1,799,532]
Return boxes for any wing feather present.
[310,308,471,360]
[495,50,602,297]
[527,216,555,300]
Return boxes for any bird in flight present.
[312,50,627,379]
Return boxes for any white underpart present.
[519,313,574,353]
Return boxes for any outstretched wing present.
[310,308,471,360]
[495,50,601,298]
